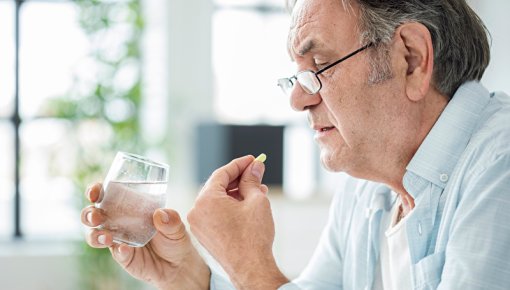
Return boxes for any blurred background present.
[0,0,508,289]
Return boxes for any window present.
[21,120,79,238]
[0,0,16,239]
[0,124,14,238]
[19,2,89,118]
[2,0,153,241]
[1,0,93,240]
[0,0,15,118]
[212,0,302,124]
[18,2,89,239]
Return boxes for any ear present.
[394,23,434,102]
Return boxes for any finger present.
[86,229,114,248]
[153,208,187,241]
[227,188,243,201]
[226,179,240,191]
[110,243,135,267]
[260,184,269,194]
[238,159,266,200]
[85,183,103,203]
[226,178,266,192]
[204,155,254,193]
[81,205,105,227]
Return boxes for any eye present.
[317,63,327,68]
[315,62,328,70]
[313,57,327,68]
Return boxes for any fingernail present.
[86,212,93,224]
[251,161,264,180]
[86,186,92,200]
[98,234,106,245]
[159,210,169,224]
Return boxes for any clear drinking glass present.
[96,152,169,247]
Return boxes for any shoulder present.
[476,91,510,145]
[463,90,510,174]
[478,91,510,138]
[456,91,510,200]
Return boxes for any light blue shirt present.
[210,81,510,290]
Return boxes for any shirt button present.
[439,173,449,182]
[418,222,423,236]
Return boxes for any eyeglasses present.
[277,43,373,96]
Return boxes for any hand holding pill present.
[188,154,288,289]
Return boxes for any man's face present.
[288,0,409,178]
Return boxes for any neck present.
[381,87,449,210]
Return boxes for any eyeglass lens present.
[296,70,321,94]
[277,78,293,95]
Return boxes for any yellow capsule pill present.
[254,153,267,163]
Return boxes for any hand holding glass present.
[96,152,169,247]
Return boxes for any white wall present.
[468,0,510,93]
[0,255,76,290]
[165,0,214,191]
[0,242,78,290]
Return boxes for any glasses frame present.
[278,42,374,95]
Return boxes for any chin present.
[319,150,344,172]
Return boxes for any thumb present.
[153,208,187,241]
[238,159,266,199]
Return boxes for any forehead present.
[288,0,359,58]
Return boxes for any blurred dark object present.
[196,123,284,185]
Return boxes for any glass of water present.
[96,152,169,247]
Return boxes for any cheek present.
[322,88,367,134]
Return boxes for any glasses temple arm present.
[315,42,374,75]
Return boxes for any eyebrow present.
[288,38,316,62]
[297,39,315,56]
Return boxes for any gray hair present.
[288,0,491,97]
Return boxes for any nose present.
[289,84,322,111]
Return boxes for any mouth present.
[312,125,336,140]
[312,125,335,133]
[319,126,335,132]
[310,119,337,138]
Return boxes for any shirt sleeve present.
[278,282,303,290]
[292,176,359,290]
[210,274,303,290]
[438,153,510,289]
[206,249,301,290]
[209,271,236,290]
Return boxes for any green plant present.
[44,0,146,289]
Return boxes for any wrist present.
[230,255,288,290]
[158,249,211,290]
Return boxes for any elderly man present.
[81,0,510,289]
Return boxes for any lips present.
[312,124,335,132]
[320,126,334,132]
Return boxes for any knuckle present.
[253,193,269,204]
[172,223,187,240]
[241,177,258,186]
[86,230,98,247]
[209,169,223,181]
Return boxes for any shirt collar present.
[404,81,491,197]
